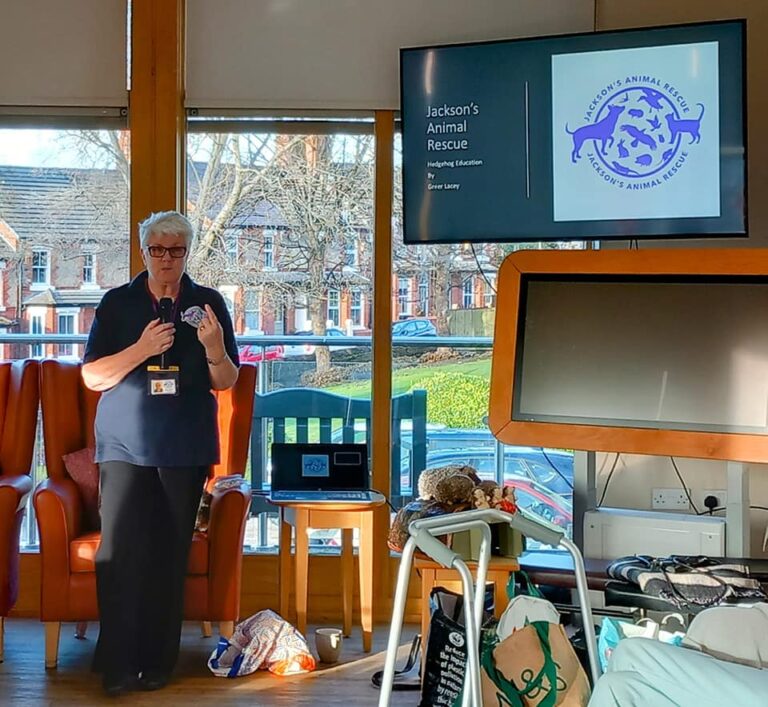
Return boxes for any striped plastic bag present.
[208,609,316,677]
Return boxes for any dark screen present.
[513,275,768,434]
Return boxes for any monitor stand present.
[726,462,751,558]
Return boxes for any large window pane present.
[392,133,577,547]
[186,123,375,552]
[0,126,131,548]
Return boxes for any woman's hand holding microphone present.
[138,319,175,358]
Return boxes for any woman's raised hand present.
[197,304,225,356]
[138,318,175,358]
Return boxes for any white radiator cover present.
[584,508,726,560]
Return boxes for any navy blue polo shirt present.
[84,271,240,468]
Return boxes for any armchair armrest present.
[206,478,251,619]
[33,477,83,543]
[0,476,32,613]
[0,475,33,513]
[33,477,84,621]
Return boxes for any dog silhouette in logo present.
[565,104,625,163]
[666,103,704,144]
[620,124,657,151]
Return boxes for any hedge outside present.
[414,371,490,429]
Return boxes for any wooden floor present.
[0,620,421,706]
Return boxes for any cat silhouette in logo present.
[666,103,705,144]
[565,104,625,163]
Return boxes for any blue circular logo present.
[566,85,705,180]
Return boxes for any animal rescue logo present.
[565,77,705,190]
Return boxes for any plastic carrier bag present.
[419,585,495,707]
[598,614,685,672]
[207,610,316,677]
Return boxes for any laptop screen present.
[271,443,369,491]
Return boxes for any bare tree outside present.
[57,129,376,373]
[186,131,375,373]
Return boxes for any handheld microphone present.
[158,297,174,368]
[158,297,174,324]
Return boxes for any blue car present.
[392,318,437,337]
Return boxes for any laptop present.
[269,442,379,503]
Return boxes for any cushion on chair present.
[69,530,210,574]
[62,447,100,531]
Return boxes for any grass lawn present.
[325,356,492,398]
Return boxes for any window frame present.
[344,238,358,268]
[484,274,497,308]
[462,276,474,308]
[31,248,51,289]
[397,276,411,317]
[243,289,261,333]
[418,272,429,316]
[82,252,96,287]
[56,308,78,358]
[350,289,363,327]
[327,288,340,327]
[263,228,275,270]
[28,307,46,358]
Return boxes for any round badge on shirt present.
[181,306,205,329]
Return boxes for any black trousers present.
[94,461,208,677]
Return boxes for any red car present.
[503,476,573,532]
[237,344,284,363]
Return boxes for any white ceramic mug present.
[315,628,343,664]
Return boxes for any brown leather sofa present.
[33,360,255,668]
[0,360,40,661]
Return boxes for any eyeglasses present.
[145,245,187,259]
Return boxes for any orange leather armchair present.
[0,360,40,661]
[33,360,255,668]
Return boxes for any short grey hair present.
[138,211,194,249]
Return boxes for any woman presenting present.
[82,211,239,696]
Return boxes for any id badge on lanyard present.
[147,365,180,396]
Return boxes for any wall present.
[595,1,768,556]
[12,553,425,623]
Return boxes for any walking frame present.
[378,508,601,707]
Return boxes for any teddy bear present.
[433,473,475,509]
[418,464,481,501]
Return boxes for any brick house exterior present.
[0,162,501,357]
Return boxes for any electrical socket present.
[696,489,728,511]
[651,488,690,510]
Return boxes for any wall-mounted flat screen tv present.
[400,20,746,244]
[489,249,768,464]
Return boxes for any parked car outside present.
[392,318,437,337]
[502,475,572,533]
[425,445,574,497]
[237,343,284,363]
[283,327,352,357]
